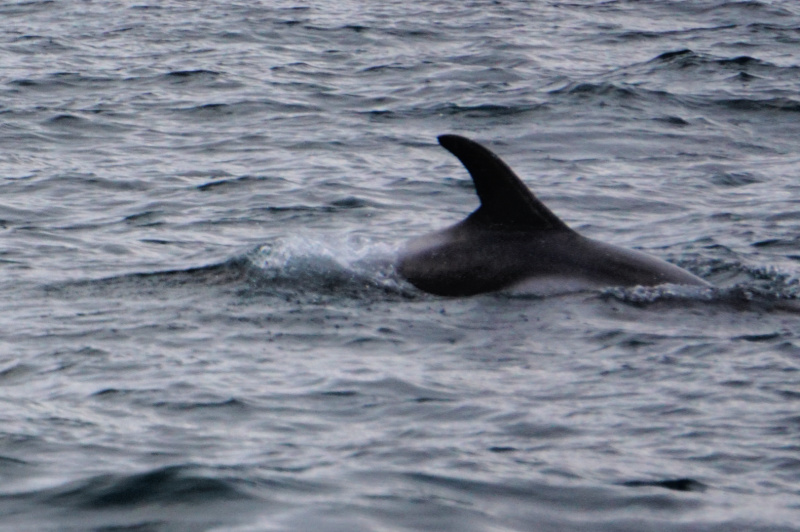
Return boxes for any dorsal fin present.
[438,134,570,231]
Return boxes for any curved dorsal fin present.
[438,134,570,231]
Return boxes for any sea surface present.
[2,1,800,530]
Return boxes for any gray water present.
[2,1,800,530]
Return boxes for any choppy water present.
[2,1,800,530]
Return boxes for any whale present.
[397,134,710,297]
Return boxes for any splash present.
[245,235,412,299]
[601,261,800,310]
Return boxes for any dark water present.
[2,1,800,530]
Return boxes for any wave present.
[41,233,800,309]
[248,250,795,308]
[171,98,320,118]
[547,48,800,117]
[0,464,263,530]
[599,260,800,310]
[365,101,544,121]
[645,49,777,71]
[41,235,414,305]
[44,464,250,509]
[548,80,800,118]
[157,69,222,84]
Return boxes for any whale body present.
[398,135,709,297]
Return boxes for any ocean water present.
[2,1,800,530]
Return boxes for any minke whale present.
[398,134,710,297]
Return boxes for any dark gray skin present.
[398,135,710,297]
